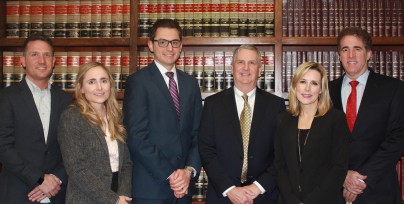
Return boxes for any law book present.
[379,0,385,36]
[285,51,292,92]
[282,0,287,36]
[92,51,102,63]
[138,51,148,69]
[6,1,20,38]
[43,1,55,38]
[202,0,212,37]
[157,0,166,20]
[66,1,80,38]
[66,52,80,90]
[229,0,239,37]
[175,0,186,36]
[358,0,366,31]
[2,52,14,87]
[392,0,399,37]
[287,0,294,37]
[29,1,43,36]
[328,0,335,37]
[372,0,379,36]
[282,52,287,92]
[79,52,93,67]
[53,52,67,90]
[309,0,316,36]
[371,50,380,75]
[352,0,359,28]
[193,0,203,37]
[366,0,373,36]
[264,51,275,92]
[148,0,158,33]
[385,0,392,36]
[344,0,351,29]
[219,0,230,37]
[166,0,176,20]
[335,52,342,79]
[321,0,329,37]
[339,0,345,34]
[122,0,130,37]
[214,51,225,92]
[315,0,322,37]
[291,51,297,85]
[111,0,124,37]
[13,52,24,84]
[335,0,342,35]
[224,51,233,89]
[110,51,122,90]
[386,51,392,77]
[398,0,403,36]
[322,51,330,79]
[147,50,154,65]
[101,51,112,70]
[238,0,248,37]
[247,0,257,37]
[264,0,274,37]
[184,51,195,76]
[299,0,306,37]
[176,52,185,72]
[194,51,204,91]
[121,51,129,89]
[293,0,300,37]
[91,0,102,38]
[255,0,265,37]
[55,1,67,38]
[203,51,215,92]
[19,1,31,38]
[211,0,221,37]
[399,51,404,81]
[101,0,112,37]
[392,51,399,79]
[329,51,336,81]
[184,0,195,37]
[257,51,265,89]
[79,0,92,38]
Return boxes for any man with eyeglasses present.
[123,19,202,204]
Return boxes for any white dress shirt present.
[341,70,369,113]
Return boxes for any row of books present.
[138,0,275,37]
[138,50,275,92]
[282,49,404,92]
[6,0,130,38]
[2,51,130,90]
[2,49,275,93]
[282,0,404,37]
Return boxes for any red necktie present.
[346,81,359,132]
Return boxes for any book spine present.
[110,51,122,90]
[293,0,299,36]
[392,51,399,79]
[238,0,248,37]
[6,1,20,38]
[43,1,55,38]
[398,0,403,36]
[67,1,80,38]
[322,0,329,37]
[392,0,398,36]
[138,51,148,69]
[202,0,212,37]
[80,1,92,38]
[111,0,124,37]
[91,0,102,38]
[122,0,130,37]
[247,0,257,37]
[2,52,14,87]
[379,0,385,37]
[176,52,185,72]
[19,1,31,38]
[385,0,392,36]
[66,52,80,90]
[256,0,265,37]
[264,0,274,37]
[92,51,102,63]
[299,0,306,37]
[194,0,204,37]
[224,51,233,88]
[54,52,68,90]
[101,0,112,37]
[30,1,43,36]
[214,51,225,92]
[315,0,322,37]
[184,51,195,76]
[219,0,230,37]
[211,0,221,37]
[282,0,287,36]
[203,51,215,92]
[121,51,130,89]
[329,51,336,81]
[194,51,204,91]
[257,51,265,89]
[229,0,239,37]
[184,0,195,37]
[366,0,373,36]
[400,51,404,81]
[175,0,186,36]
[287,0,294,37]
[372,0,379,36]
[264,51,275,92]
[328,0,335,37]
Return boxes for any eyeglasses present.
[152,39,182,48]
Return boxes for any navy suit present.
[123,62,202,203]
[0,78,72,203]
[199,87,285,204]
[329,70,404,204]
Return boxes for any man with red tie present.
[329,27,404,204]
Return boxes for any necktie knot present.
[166,72,174,79]
[350,80,359,88]
[242,94,249,103]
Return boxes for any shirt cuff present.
[222,186,236,197]
[253,181,266,194]
[186,166,197,178]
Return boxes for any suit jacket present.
[198,87,286,204]
[123,62,202,200]
[274,109,349,204]
[57,107,132,204]
[0,78,72,203]
[329,70,404,204]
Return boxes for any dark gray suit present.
[58,107,132,204]
[123,62,202,203]
[0,78,72,203]
[329,70,404,204]
[199,87,285,204]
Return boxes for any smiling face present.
[148,27,182,71]
[79,66,111,110]
[20,40,55,86]
[339,35,372,80]
[295,69,322,107]
[232,48,261,93]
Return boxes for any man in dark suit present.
[329,27,404,204]
[0,34,72,203]
[123,19,202,204]
[199,45,286,204]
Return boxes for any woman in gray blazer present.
[58,62,132,204]
[275,62,349,204]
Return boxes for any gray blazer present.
[58,107,132,204]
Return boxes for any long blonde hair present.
[288,62,332,117]
[73,62,127,142]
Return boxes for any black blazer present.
[274,109,349,204]
[199,87,286,204]
[329,70,404,204]
[0,79,72,203]
[123,62,202,200]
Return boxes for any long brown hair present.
[73,62,127,142]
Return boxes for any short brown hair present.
[337,27,372,52]
[149,19,182,41]
[22,34,54,56]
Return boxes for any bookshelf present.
[1,0,404,201]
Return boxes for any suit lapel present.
[47,86,59,146]
[177,70,188,126]
[223,88,244,152]
[249,89,265,145]
[19,79,46,143]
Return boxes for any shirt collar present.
[155,60,177,76]
[25,77,51,93]
[234,86,256,99]
[343,69,370,86]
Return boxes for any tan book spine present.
[6,1,19,38]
